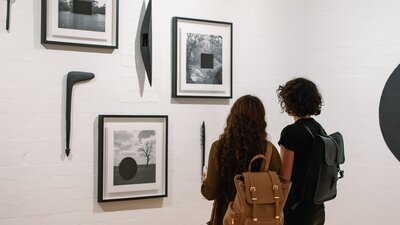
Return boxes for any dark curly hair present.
[277,77,323,117]
[215,95,268,180]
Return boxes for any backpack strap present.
[248,143,273,172]
[248,155,265,172]
[303,125,315,138]
[261,142,273,172]
[269,172,282,221]
[303,122,327,136]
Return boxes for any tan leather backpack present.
[223,145,292,225]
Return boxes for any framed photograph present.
[41,0,119,48]
[98,115,168,201]
[172,17,233,98]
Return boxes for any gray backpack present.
[302,125,345,204]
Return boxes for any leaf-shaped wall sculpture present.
[140,0,152,86]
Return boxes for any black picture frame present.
[172,17,233,98]
[41,0,119,49]
[98,115,168,202]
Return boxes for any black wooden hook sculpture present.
[65,71,95,156]
[140,0,152,86]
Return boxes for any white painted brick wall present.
[307,0,400,224]
[0,0,307,224]
[2,0,398,224]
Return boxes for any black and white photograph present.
[113,130,156,186]
[58,0,106,32]
[41,0,119,48]
[172,17,233,98]
[186,33,223,85]
[98,115,168,202]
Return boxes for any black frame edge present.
[97,115,105,202]
[97,115,168,202]
[172,17,178,97]
[41,0,119,49]
[171,16,233,99]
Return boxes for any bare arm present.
[280,144,294,181]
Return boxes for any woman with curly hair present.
[201,95,282,225]
[276,77,325,225]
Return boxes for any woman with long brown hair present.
[201,95,282,225]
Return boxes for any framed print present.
[41,0,119,48]
[98,115,168,201]
[172,17,233,98]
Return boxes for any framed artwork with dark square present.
[41,0,119,48]
[98,115,168,201]
[172,17,233,98]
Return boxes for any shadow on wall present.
[41,43,115,54]
[171,98,230,105]
[134,0,148,97]
[94,198,164,212]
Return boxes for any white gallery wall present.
[0,0,399,224]
[306,0,400,224]
[0,0,307,225]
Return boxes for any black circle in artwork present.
[379,64,400,161]
[119,157,138,180]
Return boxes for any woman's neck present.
[293,115,311,121]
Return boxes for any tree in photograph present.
[59,0,73,11]
[208,35,222,62]
[186,33,205,65]
[86,0,106,15]
[186,33,222,66]
[139,142,153,167]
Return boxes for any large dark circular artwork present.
[118,157,138,180]
[379,64,400,161]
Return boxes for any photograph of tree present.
[113,130,156,186]
[58,0,106,32]
[186,33,223,85]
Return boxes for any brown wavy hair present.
[215,95,268,180]
[277,77,323,117]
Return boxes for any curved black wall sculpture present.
[140,0,152,86]
[379,64,400,161]
[66,71,95,156]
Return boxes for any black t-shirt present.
[278,118,322,209]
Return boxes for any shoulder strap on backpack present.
[303,125,315,138]
[303,123,327,138]
[261,142,273,172]
[247,143,272,172]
